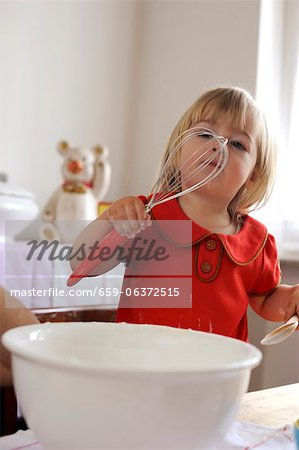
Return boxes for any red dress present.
[116,197,280,341]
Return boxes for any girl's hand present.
[284,284,299,324]
[104,196,151,239]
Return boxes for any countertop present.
[238,382,299,427]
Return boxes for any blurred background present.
[1,0,262,203]
[1,0,299,390]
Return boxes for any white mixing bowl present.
[2,322,262,449]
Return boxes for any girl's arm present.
[0,287,39,386]
[249,284,299,323]
[70,196,150,276]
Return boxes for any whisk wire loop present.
[67,127,229,286]
[146,127,228,211]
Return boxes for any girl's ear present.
[245,170,256,189]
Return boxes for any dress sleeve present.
[138,195,148,205]
[250,233,281,295]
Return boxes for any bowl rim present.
[2,322,262,376]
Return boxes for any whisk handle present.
[67,229,128,287]
[67,195,149,287]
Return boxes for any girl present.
[71,86,299,342]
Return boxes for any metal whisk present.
[67,127,228,286]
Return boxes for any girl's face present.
[178,118,257,204]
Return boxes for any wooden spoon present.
[260,314,298,345]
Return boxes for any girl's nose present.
[67,160,83,174]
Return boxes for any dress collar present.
[150,197,268,265]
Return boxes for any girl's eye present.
[230,140,246,151]
[198,129,214,139]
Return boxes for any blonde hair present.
[157,86,276,223]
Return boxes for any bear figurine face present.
[60,146,97,184]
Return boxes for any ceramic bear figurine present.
[40,141,111,243]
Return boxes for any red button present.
[201,261,212,273]
[206,239,216,251]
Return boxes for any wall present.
[124,0,260,195]
[1,1,138,205]
[1,0,260,207]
